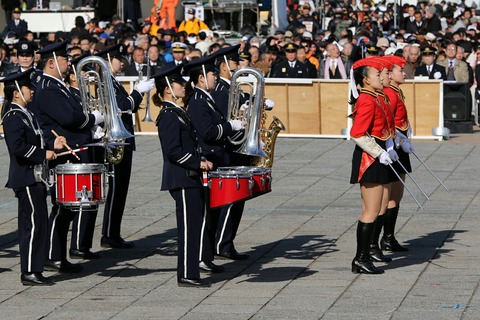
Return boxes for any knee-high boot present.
[370,215,392,262]
[381,206,408,252]
[352,221,384,274]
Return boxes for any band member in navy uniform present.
[31,41,104,272]
[153,65,213,287]
[349,58,397,274]
[96,44,154,248]
[1,70,66,285]
[184,55,245,273]
[210,45,251,260]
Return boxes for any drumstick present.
[51,129,80,160]
[56,147,88,157]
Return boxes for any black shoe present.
[369,245,392,263]
[217,250,249,260]
[44,259,83,273]
[199,261,225,274]
[100,236,134,249]
[69,249,100,260]
[351,258,384,274]
[21,272,55,286]
[177,277,211,288]
[380,237,408,252]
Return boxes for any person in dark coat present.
[96,44,154,249]
[424,6,442,33]
[271,43,309,78]
[1,70,65,285]
[185,55,245,273]
[414,46,446,80]
[154,65,213,287]
[30,41,104,273]
[2,7,28,38]
[164,42,188,69]
[1,0,21,22]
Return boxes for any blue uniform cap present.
[0,69,34,88]
[38,40,69,58]
[15,41,36,57]
[182,54,216,75]
[212,44,243,62]
[152,64,186,84]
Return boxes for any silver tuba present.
[227,67,267,158]
[76,56,134,163]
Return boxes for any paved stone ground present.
[0,130,479,320]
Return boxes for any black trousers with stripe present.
[215,201,245,254]
[102,148,133,239]
[170,187,205,279]
[14,183,48,273]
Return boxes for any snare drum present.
[208,169,253,209]
[55,163,106,210]
[217,166,272,197]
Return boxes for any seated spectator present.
[70,16,89,38]
[437,43,469,82]
[195,31,209,56]
[124,46,147,76]
[318,42,350,79]
[165,42,187,68]
[271,43,309,78]
[404,44,421,79]
[73,0,93,8]
[239,51,251,68]
[414,46,447,79]
[147,44,164,74]
[296,45,317,78]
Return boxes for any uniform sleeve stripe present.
[79,114,89,129]
[216,124,223,140]
[231,131,242,140]
[178,153,192,164]
[24,146,36,158]
[128,96,134,109]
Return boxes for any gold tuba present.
[252,116,285,168]
[228,67,267,158]
[76,56,134,164]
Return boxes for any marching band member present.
[1,70,65,285]
[381,56,413,252]
[96,44,154,249]
[184,55,244,274]
[153,65,213,287]
[31,41,104,272]
[210,45,251,260]
[349,58,397,274]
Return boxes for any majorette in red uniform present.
[348,58,399,275]
[379,55,415,252]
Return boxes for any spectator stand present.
[21,8,94,33]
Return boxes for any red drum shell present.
[217,166,272,197]
[208,170,253,209]
[55,163,106,209]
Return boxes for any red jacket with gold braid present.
[384,85,409,132]
[376,90,396,139]
[350,88,391,181]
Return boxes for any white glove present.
[400,140,415,154]
[379,151,392,166]
[239,101,250,112]
[134,79,155,94]
[264,98,274,110]
[92,110,104,125]
[0,96,5,104]
[228,119,244,131]
[91,125,105,139]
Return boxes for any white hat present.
[425,32,436,41]
[384,47,397,55]
[302,31,313,39]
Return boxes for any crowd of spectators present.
[1,0,480,89]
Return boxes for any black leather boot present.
[381,206,408,252]
[370,215,392,263]
[352,221,384,274]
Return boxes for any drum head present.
[55,163,106,174]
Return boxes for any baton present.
[412,151,449,192]
[388,163,423,210]
[56,147,88,157]
[395,159,430,201]
[51,130,80,161]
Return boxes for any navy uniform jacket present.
[164,59,188,70]
[112,76,143,150]
[30,73,96,163]
[3,19,28,38]
[157,101,203,190]
[414,63,447,80]
[271,59,309,78]
[188,87,234,168]
[2,104,46,189]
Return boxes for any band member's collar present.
[389,84,400,92]
[360,88,377,97]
